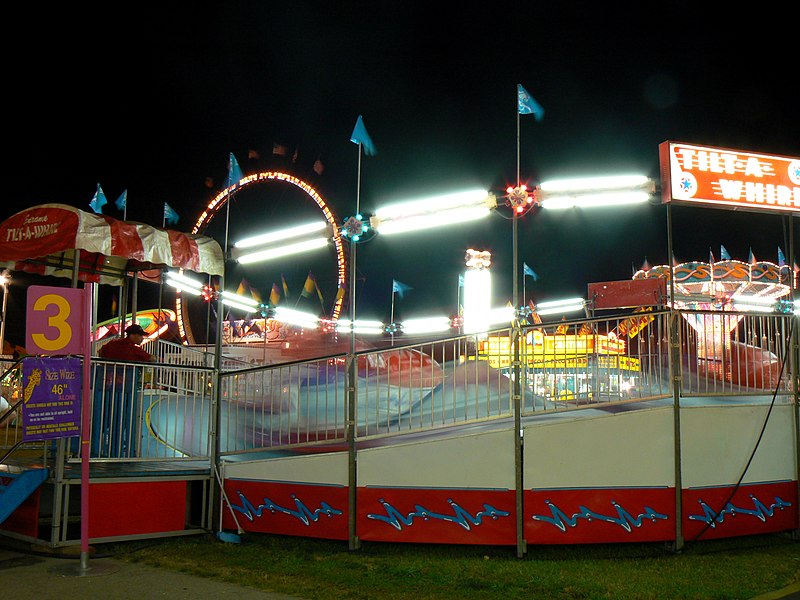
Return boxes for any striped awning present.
[0,203,224,285]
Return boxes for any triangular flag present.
[523,262,539,281]
[281,274,290,299]
[269,283,281,307]
[350,115,377,156]
[709,249,715,264]
[720,245,731,261]
[392,279,412,299]
[115,189,127,212]
[641,257,651,271]
[164,202,180,226]
[517,84,545,121]
[89,184,108,214]
[228,152,244,187]
[748,248,757,265]
[301,272,316,298]
[778,246,786,267]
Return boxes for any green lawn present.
[110,532,800,599]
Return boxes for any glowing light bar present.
[220,291,260,313]
[540,191,650,209]
[236,237,330,264]
[732,303,776,313]
[487,306,515,326]
[535,297,585,316]
[370,189,496,235]
[234,221,328,249]
[539,174,651,193]
[165,279,202,296]
[165,270,204,291]
[336,319,385,335]
[400,316,452,334]
[463,268,491,334]
[273,307,320,329]
[730,294,778,305]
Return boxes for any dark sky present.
[5,4,799,339]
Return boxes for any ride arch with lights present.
[175,171,347,344]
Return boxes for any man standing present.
[99,324,156,363]
[94,324,155,457]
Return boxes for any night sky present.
[4,4,799,345]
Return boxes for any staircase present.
[0,467,48,524]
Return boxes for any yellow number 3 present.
[32,294,72,351]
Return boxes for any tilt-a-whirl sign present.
[659,141,800,214]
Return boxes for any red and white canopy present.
[0,204,224,285]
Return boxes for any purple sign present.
[22,357,82,441]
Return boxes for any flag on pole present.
[236,278,248,296]
[228,152,244,186]
[115,189,127,212]
[164,202,180,226]
[641,257,651,271]
[458,273,464,287]
[89,184,108,214]
[709,249,715,264]
[335,287,346,303]
[350,115,377,156]
[392,279,412,300]
[281,274,290,299]
[301,272,317,298]
[778,247,786,267]
[269,283,281,306]
[523,262,539,281]
[517,84,545,121]
[313,159,325,175]
[316,283,324,308]
[720,245,731,260]
[748,248,757,265]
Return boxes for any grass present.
[107,531,800,599]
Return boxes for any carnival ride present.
[634,255,792,389]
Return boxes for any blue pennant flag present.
[517,84,545,121]
[350,115,377,156]
[720,245,731,260]
[523,262,539,281]
[392,279,412,299]
[778,246,786,267]
[164,202,180,226]
[115,189,127,211]
[88,184,108,214]
[458,274,464,287]
[228,152,244,186]
[709,249,715,264]
[748,248,757,265]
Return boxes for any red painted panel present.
[683,481,798,541]
[88,481,187,538]
[358,487,516,545]
[0,487,41,538]
[526,487,676,544]
[588,279,667,309]
[222,479,348,541]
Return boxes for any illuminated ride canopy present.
[633,259,791,361]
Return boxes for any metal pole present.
[513,85,525,558]
[666,203,684,551]
[347,145,362,551]
[0,271,8,355]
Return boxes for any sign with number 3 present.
[26,286,85,355]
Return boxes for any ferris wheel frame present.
[175,170,347,344]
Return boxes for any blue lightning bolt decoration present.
[367,498,510,531]
[688,494,792,528]
[532,499,669,533]
[232,491,343,526]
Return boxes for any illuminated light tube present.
[165,279,202,296]
[166,270,204,291]
[536,297,585,309]
[336,319,385,335]
[731,294,779,305]
[463,269,491,334]
[540,191,650,210]
[487,306,515,326]
[400,316,452,334]
[236,237,330,264]
[732,303,776,313]
[273,307,320,328]
[234,221,328,249]
[539,174,651,193]
[370,189,497,235]
[220,297,260,313]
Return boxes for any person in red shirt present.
[93,324,155,457]
[99,324,156,362]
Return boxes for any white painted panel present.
[223,452,349,486]
[359,429,515,488]
[524,407,675,488]
[681,404,797,488]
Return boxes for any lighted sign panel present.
[659,141,800,214]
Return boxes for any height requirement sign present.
[659,141,800,214]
